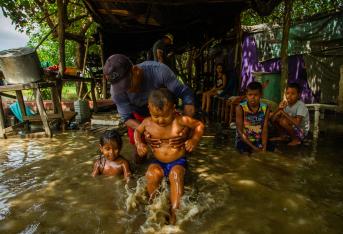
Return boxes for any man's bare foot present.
[270,136,289,141]
[288,139,301,146]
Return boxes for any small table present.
[305,104,338,139]
[0,82,64,138]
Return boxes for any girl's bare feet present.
[288,139,301,146]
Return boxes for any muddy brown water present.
[0,126,343,233]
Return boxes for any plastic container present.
[252,72,281,103]
[74,100,91,123]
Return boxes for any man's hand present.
[169,127,189,148]
[185,138,199,152]
[183,104,195,117]
[144,131,162,148]
[136,142,148,156]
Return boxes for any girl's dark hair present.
[148,88,175,110]
[287,82,301,94]
[100,129,123,149]
[215,63,224,68]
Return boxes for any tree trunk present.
[57,0,66,98]
[234,12,243,95]
[76,42,85,70]
[280,0,293,97]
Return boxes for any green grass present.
[20,83,80,101]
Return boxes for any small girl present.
[201,63,227,113]
[92,129,131,182]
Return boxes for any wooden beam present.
[94,0,242,5]
[0,92,16,99]
[0,96,7,138]
[97,9,160,26]
[34,88,52,137]
[0,82,55,92]
[98,9,129,16]
[3,122,27,134]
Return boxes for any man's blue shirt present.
[111,61,194,122]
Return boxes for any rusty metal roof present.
[83,0,281,55]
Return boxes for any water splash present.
[125,177,148,212]
[125,176,228,233]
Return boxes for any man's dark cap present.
[103,54,133,93]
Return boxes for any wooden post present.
[91,79,98,112]
[313,105,320,139]
[78,39,89,99]
[280,0,293,97]
[34,88,52,137]
[0,96,7,138]
[99,32,107,99]
[51,85,65,130]
[234,12,243,93]
[338,65,343,111]
[15,90,29,130]
[57,0,66,99]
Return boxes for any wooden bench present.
[305,103,339,139]
[0,82,64,138]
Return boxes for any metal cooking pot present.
[0,47,43,84]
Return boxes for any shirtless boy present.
[134,88,204,224]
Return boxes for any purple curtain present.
[241,35,317,103]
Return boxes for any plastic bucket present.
[74,100,91,123]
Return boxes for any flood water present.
[0,121,343,233]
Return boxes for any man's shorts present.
[127,112,147,145]
[152,156,187,177]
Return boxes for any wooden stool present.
[0,82,64,138]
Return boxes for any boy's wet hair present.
[148,88,175,110]
[287,82,301,94]
[247,81,263,93]
[100,129,123,149]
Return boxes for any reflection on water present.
[0,128,343,233]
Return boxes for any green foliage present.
[27,32,77,66]
[0,0,98,67]
[242,0,343,26]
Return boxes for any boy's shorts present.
[152,156,187,177]
[293,126,306,141]
[236,139,275,153]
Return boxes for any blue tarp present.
[9,101,35,122]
